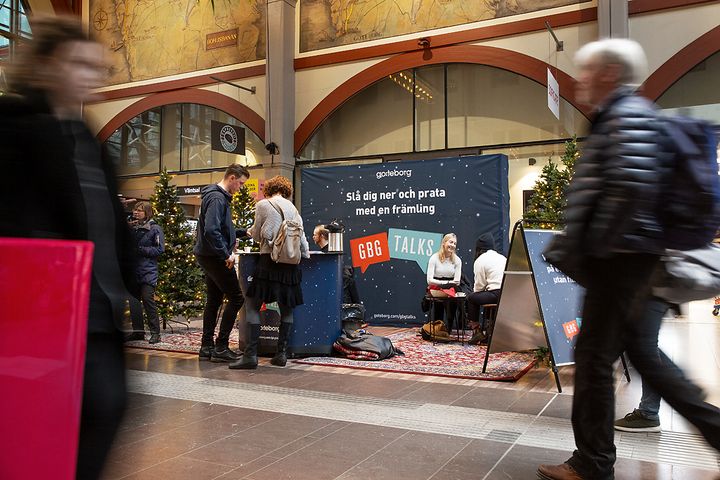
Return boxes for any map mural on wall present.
[90,0,266,85]
[300,0,590,52]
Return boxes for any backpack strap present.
[267,199,285,221]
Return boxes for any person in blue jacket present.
[194,164,250,362]
[126,201,165,344]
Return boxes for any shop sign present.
[211,121,245,155]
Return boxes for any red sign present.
[350,233,390,273]
[563,319,580,340]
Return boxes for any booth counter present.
[237,252,343,357]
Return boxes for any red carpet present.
[294,330,537,381]
[125,328,536,381]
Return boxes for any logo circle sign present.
[220,125,238,152]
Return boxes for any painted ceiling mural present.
[90,0,266,85]
[300,0,591,52]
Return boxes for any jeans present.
[196,255,244,349]
[467,289,500,331]
[635,299,664,420]
[129,283,159,334]
[568,255,720,480]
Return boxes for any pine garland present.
[523,137,579,229]
[150,168,205,323]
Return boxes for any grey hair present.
[574,38,648,86]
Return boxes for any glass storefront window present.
[107,107,161,176]
[656,51,720,125]
[0,0,30,64]
[299,63,589,161]
[301,71,414,160]
[106,103,267,176]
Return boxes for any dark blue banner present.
[301,155,510,326]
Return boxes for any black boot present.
[271,322,292,367]
[229,324,260,369]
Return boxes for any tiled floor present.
[102,299,720,479]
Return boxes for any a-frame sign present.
[484,221,584,392]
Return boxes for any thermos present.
[325,220,344,252]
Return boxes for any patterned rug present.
[125,328,537,381]
[124,327,240,355]
[294,330,537,381]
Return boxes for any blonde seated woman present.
[425,233,462,329]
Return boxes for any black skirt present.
[246,254,304,307]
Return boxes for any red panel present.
[0,238,94,480]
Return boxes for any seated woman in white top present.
[467,233,507,345]
[425,233,462,326]
[426,233,462,287]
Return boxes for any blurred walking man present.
[537,39,720,480]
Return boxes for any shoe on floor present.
[124,332,145,342]
[198,346,213,360]
[614,409,661,432]
[148,333,161,344]
[537,463,584,480]
[211,347,240,363]
[467,329,486,345]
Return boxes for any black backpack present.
[660,116,720,251]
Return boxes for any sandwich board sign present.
[486,221,583,392]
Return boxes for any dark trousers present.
[76,332,127,480]
[197,255,244,349]
[567,254,720,479]
[129,283,159,334]
[467,289,500,330]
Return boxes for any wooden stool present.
[481,303,498,335]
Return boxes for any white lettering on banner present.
[547,68,560,120]
[346,186,444,217]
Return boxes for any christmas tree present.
[523,137,579,229]
[231,185,258,251]
[150,168,205,324]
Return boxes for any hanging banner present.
[547,68,560,120]
[301,155,510,326]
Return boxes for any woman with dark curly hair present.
[230,175,309,369]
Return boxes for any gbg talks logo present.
[220,125,238,152]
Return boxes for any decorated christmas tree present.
[150,168,205,324]
[523,137,579,229]
[231,185,258,251]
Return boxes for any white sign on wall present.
[547,68,560,120]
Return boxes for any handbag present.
[652,244,720,303]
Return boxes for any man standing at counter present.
[194,164,250,362]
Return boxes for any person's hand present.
[225,254,236,269]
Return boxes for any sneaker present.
[198,346,213,360]
[614,409,661,432]
[210,347,240,363]
[148,333,161,344]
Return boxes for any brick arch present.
[294,44,588,155]
[643,25,720,102]
[96,88,265,143]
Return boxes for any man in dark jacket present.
[194,164,250,362]
[0,18,135,480]
[538,39,720,480]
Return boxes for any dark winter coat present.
[133,220,164,286]
[193,184,237,260]
[0,91,138,332]
[563,86,672,259]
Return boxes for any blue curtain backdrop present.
[301,155,510,326]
